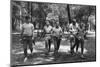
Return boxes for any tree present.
[72,5,96,23]
[67,4,71,24]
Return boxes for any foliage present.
[11,1,96,31]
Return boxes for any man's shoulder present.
[22,23,26,26]
[69,23,73,26]
[52,27,55,30]
[49,25,52,28]
[23,23,26,25]
[76,23,79,27]
[59,26,62,28]
[44,25,47,28]
[29,23,34,26]
[29,23,33,25]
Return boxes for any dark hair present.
[25,16,30,20]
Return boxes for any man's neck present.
[47,25,49,27]
[26,22,29,24]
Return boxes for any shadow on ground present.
[11,34,96,66]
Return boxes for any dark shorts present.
[22,36,32,45]
[70,35,75,43]
[45,33,51,40]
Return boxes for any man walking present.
[71,22,85,58]
[69,19,79,54]
[21,16,34,61]
[52,22,62,55]
[44,20,53,53]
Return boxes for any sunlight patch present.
[58,45,88,54]
[14,42,88,55]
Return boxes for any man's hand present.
[32,36,34,40]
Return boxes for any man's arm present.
[31,24,34,37]
[21,25,24,38]
[59,27,63,37]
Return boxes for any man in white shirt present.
[68,20,79,54]
[70,20,85,58]
[71,23,85,58]
[44,20,53,52]
[69,22,79,32]
[21,16,34,60]
[52,22,62,54]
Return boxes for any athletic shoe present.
[24,57,28,62]
[80,55,85,59]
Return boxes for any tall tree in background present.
[67,4,71,24]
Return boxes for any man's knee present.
[80,39,84,44]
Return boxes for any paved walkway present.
[11,31,96,65]
[12,41,88,55]
[11,40,89,65]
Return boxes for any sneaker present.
[70,50,74,55]
[24,57,28,62]
[76,51,79,54]
[80,55,85,59]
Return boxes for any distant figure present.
[21,16,34,62]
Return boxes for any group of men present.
[20,16,86,61]
[69,19,85,58]
[44,20,62,55]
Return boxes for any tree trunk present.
[67,4,71,24]
[38,4,47,28]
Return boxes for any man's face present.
[25,19,30,24]
[73,22,76,25]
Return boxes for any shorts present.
[22,36,32,45]
[70,35,75,43]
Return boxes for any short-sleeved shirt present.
[52,26,62,37]
[69,23,79,30]
[22,23,34,36]
[76,28,85,39]
[69,23,79,34]
[44,25,52,40]
[44,25,52,33]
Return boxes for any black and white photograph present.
[11,0,96,66]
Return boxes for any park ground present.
[11,32,96,66]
